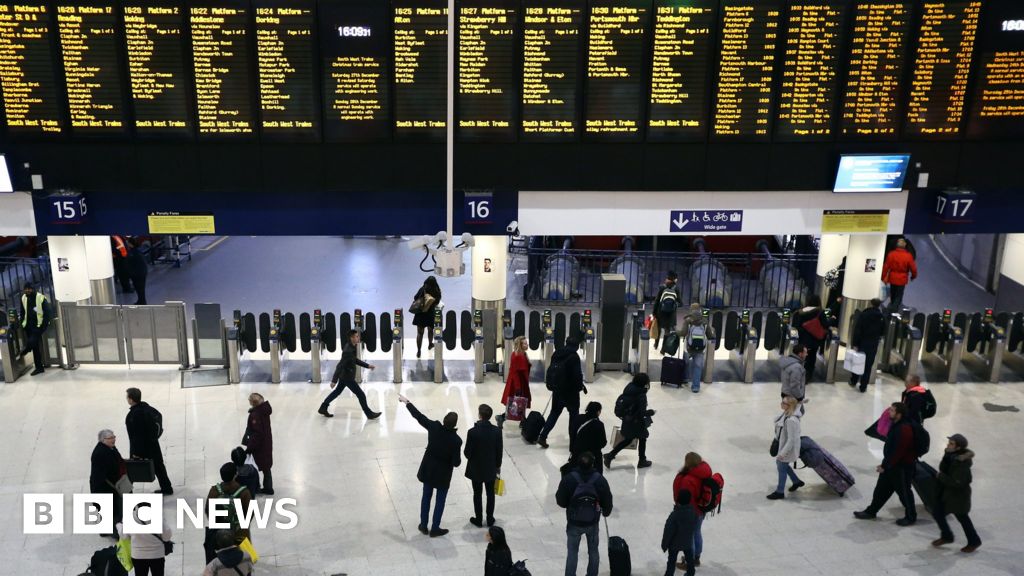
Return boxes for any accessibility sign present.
[670,210,743,233]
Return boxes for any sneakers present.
[469,517,483,528]
[932,537,954,547]
[429,528,449,538]
[603,454,614,470]
[961,544,980,553]
[318,407,334,418]
[853,510,876,520]
[788,480,805,493]
[766,492,785,500]
[637,460,653,469]
[896,517,916,526]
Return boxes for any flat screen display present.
[833,154,911,193]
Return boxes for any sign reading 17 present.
[935,195,971,218]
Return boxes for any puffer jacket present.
[774,411,802,464]
[617,380,650,439]
[673,461,712,515]
[937,449,975,515]
[779,354,805,400]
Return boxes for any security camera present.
[460,232,475,247]
[407,235,431,250]
[506,220,520,236]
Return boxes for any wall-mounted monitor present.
[833,154,911,193]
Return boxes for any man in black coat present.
[538,337,587,449]
[465,404,503,528]
[570,402,608,475]
[125,387,173,494]
[124,240,149,305]
[90,429,124,537]
[399,394,462,537]
[556,452,614,576]
[849,298,886,392]
[604,374,654,470]
[319,330,381,419]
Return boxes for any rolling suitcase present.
[660,355,687,388]
[605,517,631,576]
[521,397,550,444]
[913,461,939,512]
[799,436,855,496]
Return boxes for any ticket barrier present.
[501,310,513,377]
[541,309,555,372]
[1006,312,1024,376]
[823,327,843,383]
[881,311,922,379]
[0,310,30,383]
[723,309,758,383]
[582,309,597,382]
[391,309,404,384]
[269,310,285,384]
[473,311,486,384]
[763,309,797,363]
[702,310,722,384]
[308,310,325,384]
[433,308,445,383]
[963,308,1006,383]
[227,310,257,384]
[922,309,964,383]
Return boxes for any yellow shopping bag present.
[239,537,260,563]
[116,538,133,571]
[494,476,506,497]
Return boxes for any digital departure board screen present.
[124,3,190,135]
[56,3,125,133]
[647,0,714,141]
[320,0,388,141]
[775,1,845,140]
[967,4,1024,138]
[190,4,255,136]
[255,1,317,139]
[0,3,63,134]
[393,0,446,138]
[457,0,516,141]
[840,1,910,139]
[905,1,981,138]
[521,0,582,139]
[712,1,781,141]
[584,0,648,139]
[834,154,911,193]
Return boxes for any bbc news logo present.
[23,494,299,534]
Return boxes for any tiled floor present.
[1,349,1023,575]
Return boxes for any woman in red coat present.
[672,452,712,570]
[497,336,531,429]
[244,393,274,495]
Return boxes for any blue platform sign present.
[670,210,743,232]
[49,192,88,225]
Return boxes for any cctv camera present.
[506,220,519,235]
[407,235,431,250]
[460,232,475,247]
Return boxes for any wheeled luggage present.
[799,436,855,496]
[660,355,687,388]
[605,518,631,576]
[521,397,550,444]
[913,461,939,512]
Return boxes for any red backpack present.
[698,472,725,516]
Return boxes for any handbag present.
[801,315,826,341]
[770,416,786,457]
[844,349,866,375]
[156,534,174,556]
[239,537,259,563]
[116,538,133,571]
[110,474,133,495]
[494,476,506,497]
[409,297,424,314]
[864,409,892,441]
[507,396,527,422]
[611,426,638,450]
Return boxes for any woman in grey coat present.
[768,396,804,500]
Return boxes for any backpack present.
[215,483,249,533]
[698,472,725,516]
[508,560,532,576]
[613,393,635,419]
[88,545,128,576]
[687,324,706,353]
[920,389,938,419]
[545,357,569,393]
[148,405,164,438]
[659,288,679,316]
[568,471,601,525]
[910,422,930,457]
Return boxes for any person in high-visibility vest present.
[19,283,52,375]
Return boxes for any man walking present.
[319,330,381,419]
[849,299,886,392]
[901,374,935,424]
[18,283,51,376]
[854,402,919,525]
[604,374,655,470]
[678,303,708,393]
[882,238,917,311]
[399,394,462,537]
[538,337,586,449]
[465,404,503,528]
[653,271,681,349]
[556,452,613,576]
[125,387,173,494]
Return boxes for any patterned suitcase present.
[800,436,855,496]
[660,356,687,388]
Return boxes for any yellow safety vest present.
[21,293,46,328]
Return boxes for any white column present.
[47,236,92,303]
[816,234,849,276]
[471,236,508,353]
[839,234,887,341]
[84,236,116,305]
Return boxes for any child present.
[231,446,260,498]
[662,489,698,576]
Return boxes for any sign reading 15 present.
[52,196,87,221]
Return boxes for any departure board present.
[905,1,981,138]
[712,1,781,140]
[647,0,714,141]
[393,0,446,138]
[190,4,254,136]
[0,3,63,134]
[457,0,516,141]
[255,1,317,139]
[521,0,582,139]
[840,1,910,138]
[124,3,190,135]
[319,0,388,141]
[775,1,845,140]
[584,0,648,139]
[56,3,125,133]
[967,4,1024,138]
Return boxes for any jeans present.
[420,483,449,531]
[665,548,695,576]
[689,351,704,391]
[565,522,599,576]
[132,557,165,576]
[865,464,916,521]
[321,379,374,417]
[472,478,495,521]
[540,396,579,442]
[775,460,800,494]
[932,501,981,546]
[693,513,704,559]
[850,342,879,388]
[261,468,273,492]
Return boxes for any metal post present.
[311,342,322,384]
[392,327,403,384]
[703,333,715,384]
[824,327,840,384]
[473,332,484,384]
[445,0,454,240]
[270,338,281,384]
[636,327,649,376]
[947,328,964,383]
[226,326,241,384]
[743,328,757,384]
[433,328,444,383]
[989,327,1005,383]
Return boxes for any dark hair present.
[126,388,142,403]
[676,488,692,506]
[565,336,580,350]
[219,462,238,483]
[633,373,650,388]
[870,298,882,308]
[667,271,678,280]
[576,451,595,471]
[424,276,440,290]
[215,529,237,550]
[478,404,493,421]
[231,447,246,466]
[22,283,34,291]
[443,411,458,430]
[348,329,359,339]
[806,294,822,308]
[584,401,602,417]
[791,344,806,355]
[891,402,907,417]
[487,526,509,551]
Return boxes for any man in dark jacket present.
[319,330,381,419]
[931,433,981,553]
[662,489,698,576]
[653,271,680,349]
[538,337,587,449]
[243,393,274,495]
[399,394,462,537]
[18,283,52,375]
[855,402,918,525]
[124,240,149,305]
[900,375,932,424]
[90,429,124,537]
[795,295,830,383]
[125,387,173,494]
[556,452,613,576]
[465,404,503,527]
[849,298,886,392]
[604,373,655,470]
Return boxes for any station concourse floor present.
[1,351,1023,575]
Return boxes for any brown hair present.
[680,452,703,475]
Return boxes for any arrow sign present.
[670,210,744,233]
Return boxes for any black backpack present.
[613,393,634,419]
[568,471,601,525]
[911,422,931,457]
[545,357,568,393]
[508,560,532,576]
[920,389,938,420]
[659,288,679,316]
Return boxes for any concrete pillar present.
[815,234,849,304]
[84,236,116,305]
[47,235,93,351]
[471,236,508,350]
[839,234,887,342]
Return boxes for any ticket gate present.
[501,310,514,377]
[762,309,797,367]
[881,310,923,379]
[390,309,404,384]
[268,310,288,384]
[541,309,555,371]
[300,309,326,384]
[702,310,723,383]
[582,309,597,382]
[433,307,445,383]
[962,308,1006,382]
[0,310,30,383]
[921,309,964,383]
[473,311,486,383]
[227,310,258,384]
[823,326,843,383]
[721,309,758,383]
[1006,312,1024,376]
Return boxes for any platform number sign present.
[464,190,493,224]
[50,193,88,224]
[935,190,975,223]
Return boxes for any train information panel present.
[647,0,714,141]
[840,1,910,138]
[775,1,845,140]
[521,0,582,139]
[190,3,255,135]
[393,0,447,138]
[967,3,1024,138]
[320,0,388,141]
[457,0,517,140]
[905,0,981,138]
[712,0,781,140]
[124,3,190,135]
[584,0,648,139]
[57,3,125,133]
[255,1,317,138]
[0,3,63,134]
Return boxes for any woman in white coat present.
[768,396,805,500]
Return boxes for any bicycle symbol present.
[713,212,728,222]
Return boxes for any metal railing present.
[521,247,819,309]
[0,257,54,315]
[61,301,189,368]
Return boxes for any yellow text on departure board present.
[842,2,909,137]
[521,5,579,135]
[0,4,62,132]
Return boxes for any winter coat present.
[662,503,698,552]
[202,547,254,576]
[125,248,149,278]
[90,442,125,494]
[549,346,585,408]
[937,449,974,515]
[653,284,680,321]
[555,467,614,526]
[774,411,802,464]
[484,546,513,576]
[570,415,608,467]
[673,461,712,515]
[901,386,929,424]
[851,305,886,348]
[244,401,273,471]
[332,341,369,383]
[795,306,829,347]
[464,420,502,483]
[125,402,162,458]
[882,419,916,469]
[617,380,651,439]
[779,354,806,401]
[678,311,711,355]
[882,247,917,286]
[412,283,442,327]
[407,402,462,489]
[501,351,532,407]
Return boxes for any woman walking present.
[497,336,531,429]
[412,276,442,358]
[243,393,274,495]
[570,401,608,474]
[767,396,804,500]
[672,452,712,570]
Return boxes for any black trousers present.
[539,396,579,442]
[608,431,647,462]
[866,464,916,521]
[804,342,820,384]
[131,558,165,576]
[149,446,173,492]
[472,477,495,521]
[131,274,147,305]
[889,284,906,310]
[850,342,879,388]
[262,468,274,492]
[932,501,981,546]
[321,379,374,416]
[23,327,46,371]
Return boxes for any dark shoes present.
[30,368,44,376]
[416,350,422,359]
[260,488,275,496]
[961,544,981,553]
[429,528,449,538]
[603,455,614,469]
[486,517,495,527]
[469,517,483,528]
[932,537,954,547]
[788,480,805,493]
[367,411,382,420]
[677,558,701,570]
[155,489,173,495]
[318,407,334,418]
[496,415,505,429]
[859,385,867,393]
[766,492,785,500]
[853,510,876,520]
[896,517,916,526]
[637,460,653,469]
[537,438,549,449]
[418,525,428,535]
